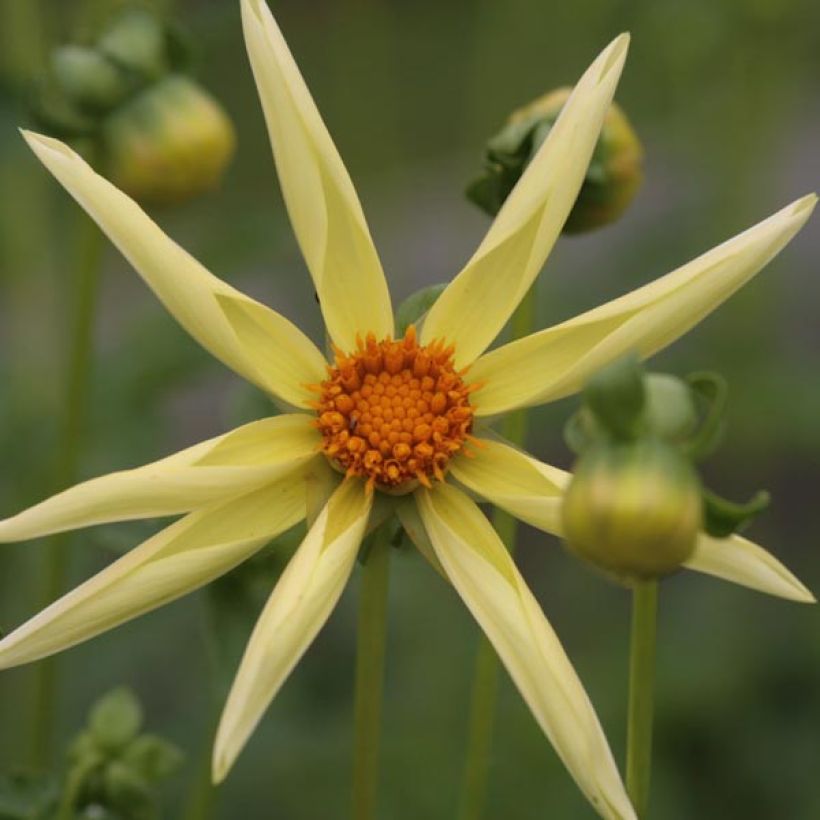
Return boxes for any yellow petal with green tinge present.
[22,130,326,409]
[450,437,568,535]
[685,533,815,603]
[0,415,319,542]
[471,195,817,416]
[0,475,311,670]
[416,483,635,820]
[212,478,371,782]
[241,0,392,350]
[422,34,629,367]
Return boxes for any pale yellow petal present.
[471,195,817,416]
[0,415,319,542]
[394,496,446,580]
[22,130,326,408]
[685,533,815,603]
[417,483,634,820]
[213,478,371,781]
[422,35,629,367]
[0,474,311,670]
[450,437,569,535]
[241,0,392,350]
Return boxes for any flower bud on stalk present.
[33,8,235,206]
[562,438,702,581]
[104,75,236,205]
[467,88,643,232]
[562,357,770,583]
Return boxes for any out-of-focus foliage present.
[1,1,818,818]
[0,688,181,819]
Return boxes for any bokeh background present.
[1,0,819,817]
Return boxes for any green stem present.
[182,601,222,820]
[625,580,658,818]
[57,757,99,820]
[457,287,535,820]
[352,528,391,820]
[29,207,104,769]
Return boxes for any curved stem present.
[626,580,658,818]
[29,207,104,769]
[352,526,391,820]
[457,287,535,820]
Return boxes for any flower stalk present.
[352,526,392,820]
[625,580,658,818]
[30,197,105,769]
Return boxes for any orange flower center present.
[312,326,479,491]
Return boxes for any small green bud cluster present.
[466,88,643,232]
[562,357,769,583]
[34,9,235,205]
[64,688,182,819]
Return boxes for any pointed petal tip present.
[21,130,79,167]
[210,751,229,786]
[790,582,816,605]
[599,32,630,78]
[791,193,817,218]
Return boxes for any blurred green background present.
[1,0,819,817]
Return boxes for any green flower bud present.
[51,46,132,113]
[102,75,236,205]
[89,687,142,752]
[467,87,643,232]
[562,439,702,581]
[97,9,169,81]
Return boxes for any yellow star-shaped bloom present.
[0,2,814,817]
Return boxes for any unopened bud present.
[51,46,131,112]
[562,439,702,581]
[103,75,236,205]
[97,9,169,81]
[467,88,643,232]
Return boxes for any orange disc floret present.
[312,326,479,491]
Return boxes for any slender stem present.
[352,528,391,820]
[625,580,659,818]
[458,287,535,820]
[457,596,501,820]
[182,598,223,820]
[29,207,104,769]
[57,758,98,820]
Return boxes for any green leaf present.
[89,688,143,752]
[395,283,447,335]
[702,487,770,538]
